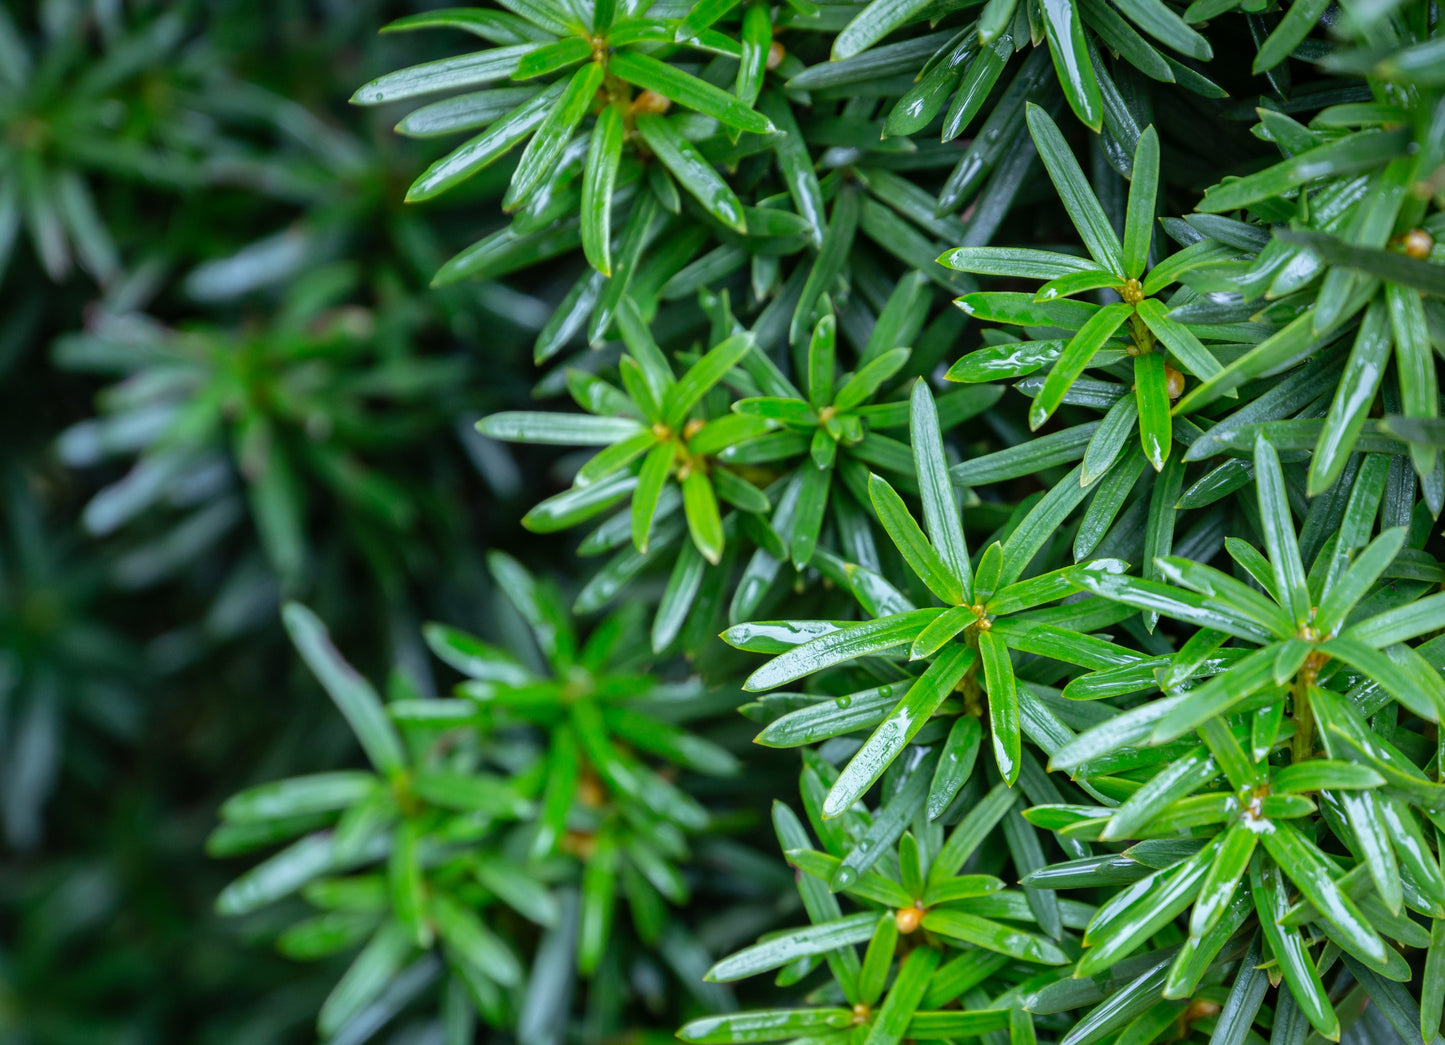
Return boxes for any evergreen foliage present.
[8,0,1445,1043]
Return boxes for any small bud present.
[1403,227,1434,259]
[631,90,671,116]
[766,41,786,70]
[1184,999,1221,1022]
[1121,278,1145,305]
[562,830,597,860]
[1164,364,1185,400]
[851,1003,871,1025]
[895,904,924,933]
[578,774,606,808]
[682,418,706,441]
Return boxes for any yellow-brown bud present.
[562,830,596,860]
[578,774,606,809]
[1184,999,1222,1022]
[1403,228,1434,259]
[895,905,924,933]
[1164,364,1185,400]
[631,90,672,115]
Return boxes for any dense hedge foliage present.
[9,0,1445,1043]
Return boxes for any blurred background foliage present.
[0,1,566,1040]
